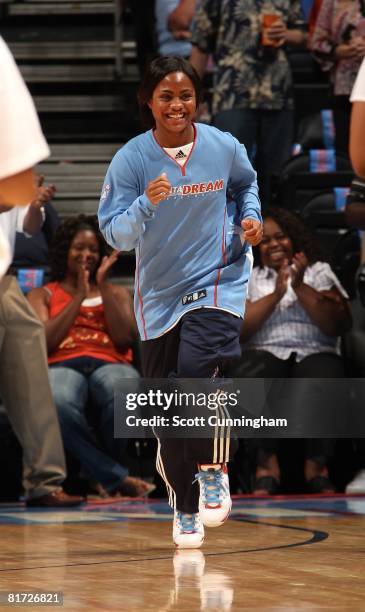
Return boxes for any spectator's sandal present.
[252,476,280,495]
[306,476,336,494]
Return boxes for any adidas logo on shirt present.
[175,150,187,159]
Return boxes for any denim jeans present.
[213,108,294,207]
[49,358,140,491]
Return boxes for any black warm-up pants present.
[140,308,242,514]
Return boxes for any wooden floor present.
[0,495,364,610]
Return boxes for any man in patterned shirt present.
[190,0,307,205]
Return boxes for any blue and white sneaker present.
[173,511,204,549]
[195,464,231,527]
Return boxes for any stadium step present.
[35,157,117,217]
[36,162,108,176]
[19,64,116,83]
[44,143,121,162]
[52,197,100,217]
[33,94,126,112]
[7,40,135,61]
[18,63,138,83]
[8,1,115,16]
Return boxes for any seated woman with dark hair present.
[28,214,153,497]
[232,207,352,494]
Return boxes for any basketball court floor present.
[0,494,364,610]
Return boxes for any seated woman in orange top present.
[28,215,153,497]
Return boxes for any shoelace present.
[176,512,198,533]
[194,470,223,505]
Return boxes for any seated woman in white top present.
[232,207,352,495]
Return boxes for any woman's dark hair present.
[138,56,202,128]
[256,207,327,266]
[49,214,109,281]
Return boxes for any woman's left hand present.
[241,218,263,246]
[290,252,308,289]
[96,250,120,286]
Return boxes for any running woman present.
[98,56,262,548]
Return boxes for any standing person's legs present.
[0,276,67,501]
[49,366,127,491]
[141,310,242,546]
[213,108,258,161]
[176,309,242,515]
[175,310,242,530]
[258,109,294,206]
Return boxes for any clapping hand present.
[274,259,290,300]
[77,264,90,300]
[290,252,308,289]
[96,249,120,286]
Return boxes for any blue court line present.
[0,495,363,524]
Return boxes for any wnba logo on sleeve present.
[170,179,224,197]
[100,184,110,200]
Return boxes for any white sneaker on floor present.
[195,464,231,528]
[173,511,204,549]
[346,470,365,494]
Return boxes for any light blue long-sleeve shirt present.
[98,123,261,340]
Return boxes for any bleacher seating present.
[1,0,140,144]
[296,109,335,151]
[277,152,353,213]
[299,189,361,300]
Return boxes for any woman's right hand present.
[145,173,172,206]
[274,260,290,300]
[76,264,90,299]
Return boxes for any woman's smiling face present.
[148,71,196,139]
[67,229,100,278]
[259,217,294,270]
